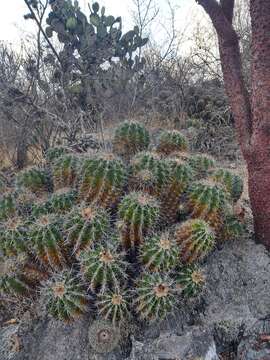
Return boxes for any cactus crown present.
[176,265,205,297]
[112,121,150,158]
[157,130,188,155]
[0,217,28,256]
[175,219,216,264]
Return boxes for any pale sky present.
[0,0,206,51]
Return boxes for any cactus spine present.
[47,188,77,213]
[118,192,160,249]
[88,320,121,354]
[42,270,89,321]
[156,130,188,155]
[134,272,178,322]
[65,205,110,253]
[112,121,150,159]
[141,232,179,272]
[175,219,216,264]
[176,265,205,297]
[79,153,127,208]
[97,289,130,325]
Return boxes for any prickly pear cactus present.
[156,130,188,156]
[118,192,160,249]
[112,121,150,159]
[175,219,216,264]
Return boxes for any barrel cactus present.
[175,219,215,264]
[118,192,160,249]
[0,193,17,221]
[0,217,28,256]
[80,243,128,293]
[46,146,71,163]
[42,270,89,321]
[211,168,243,202]
[16,166,49,195]
[220,215,244,241]
[47,188,77,213]
[112,121,150,159]
[188,154,216,178]
[134,272,178,322]
[156,130,188,155]
[140,232,179,272]
[52,154,80,190]
[65,205,110,254]
[97,288,130,325]
[79,153,127,208]
[176,265,205,297]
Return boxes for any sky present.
[0,0,206,50]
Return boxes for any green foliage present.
[112,121,150,159]
[176,265,205,297]
[16,166,49,194]
[140,232,179,272]
[65,205,110,253]
[42,270,89,321]
[175,219,216,264]
[29,214,66,269]
[129,152,170,196]
[118,192,160,249]
[52,154,80,190]
[97,288,130,325]
[79,153,127,207]
[156,130,188,155]
[80,242,128,293]
[211,168,243,202]
[134,272,178,322]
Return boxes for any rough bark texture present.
[196,0,270,248]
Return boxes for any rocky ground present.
[1,224,270,360]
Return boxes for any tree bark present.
[196,0,270,248]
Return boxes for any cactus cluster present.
[0,121,244,325]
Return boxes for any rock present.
[0,324,20,360]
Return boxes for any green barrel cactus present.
[16,166,49,195]
[160,159,193,223]
[211,168,243,202]
[134,272,178,322]
[112,121,150,159]
[79,153,127,208]
[220,214,244,241]
[140,232,179,272]
[47,188,77,213]
[175,219,216,264]
[187,180,230,228]
[176,265,205,297]
[46,146,71,163]
[42,270,89,321]
[117,192,160,249]
[0,217,28,256]
[52,153,80,190]
[29,214,66,269]
[65,205,110,254]
[0,193,17,221]
[156,130,188,156]
[80,243,128,293]
[129,152,170,196]
[97,288,130,325]
[188,154,216,178]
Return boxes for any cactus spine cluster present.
[118,192,160,249]
[112,121,150,159]
[175,219,216,264]
[46,146,71,163]
[156,130,188,155]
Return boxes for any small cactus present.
[42,270,89,321]
[16,166,49,195]
[160,159,193,223]
[80,243,128,293]
[29,214,66,269]
[52,154,80,190]
[0,193,17,221]
[156,130,188,156]
[176,265,205,297]
[47,187,77,213]
[112,121,150,159]
[118,192,160,249]
[0,217,28,256]
[129,152,170,196]
[187,180,229,228]
[211,168,243,202]
[220,215,244,241]
[175,219,215,264]
[46,146,71,163]
[188,154,216,178]
[134,272,178,322]
[65,205,110,254]
[140,232,179,272]
[88,320,121,354]
[79,153,127,208]
[97,288,130,325]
